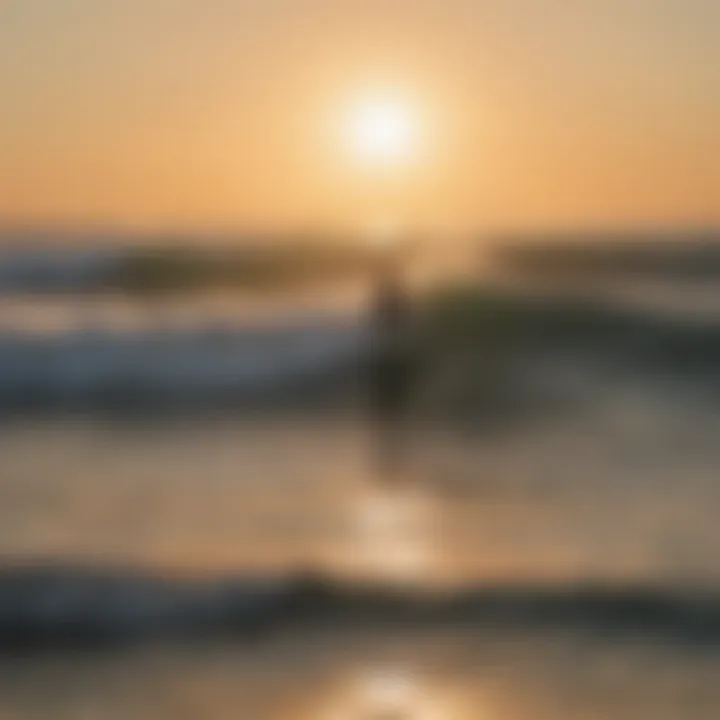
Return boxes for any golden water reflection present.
[325,480,440,584]
[2,625,720,719]
[315,666,468,720]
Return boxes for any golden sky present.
[0,0,718,235]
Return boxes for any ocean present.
[0,263,719,718]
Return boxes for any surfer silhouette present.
[367,251,418,476]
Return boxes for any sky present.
[0,0,718,237]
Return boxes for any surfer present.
[367,251,418,476]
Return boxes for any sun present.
[345,94,418,167]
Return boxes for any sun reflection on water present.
[330,482,438,584]
[319,666,455,720]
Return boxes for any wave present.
[0,321,367,411]
[1,563,719,653]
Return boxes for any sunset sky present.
[1,0,717,236]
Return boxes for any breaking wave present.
[0,320,367,411]
[1,564,719,653]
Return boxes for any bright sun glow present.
[346,95,418,167]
